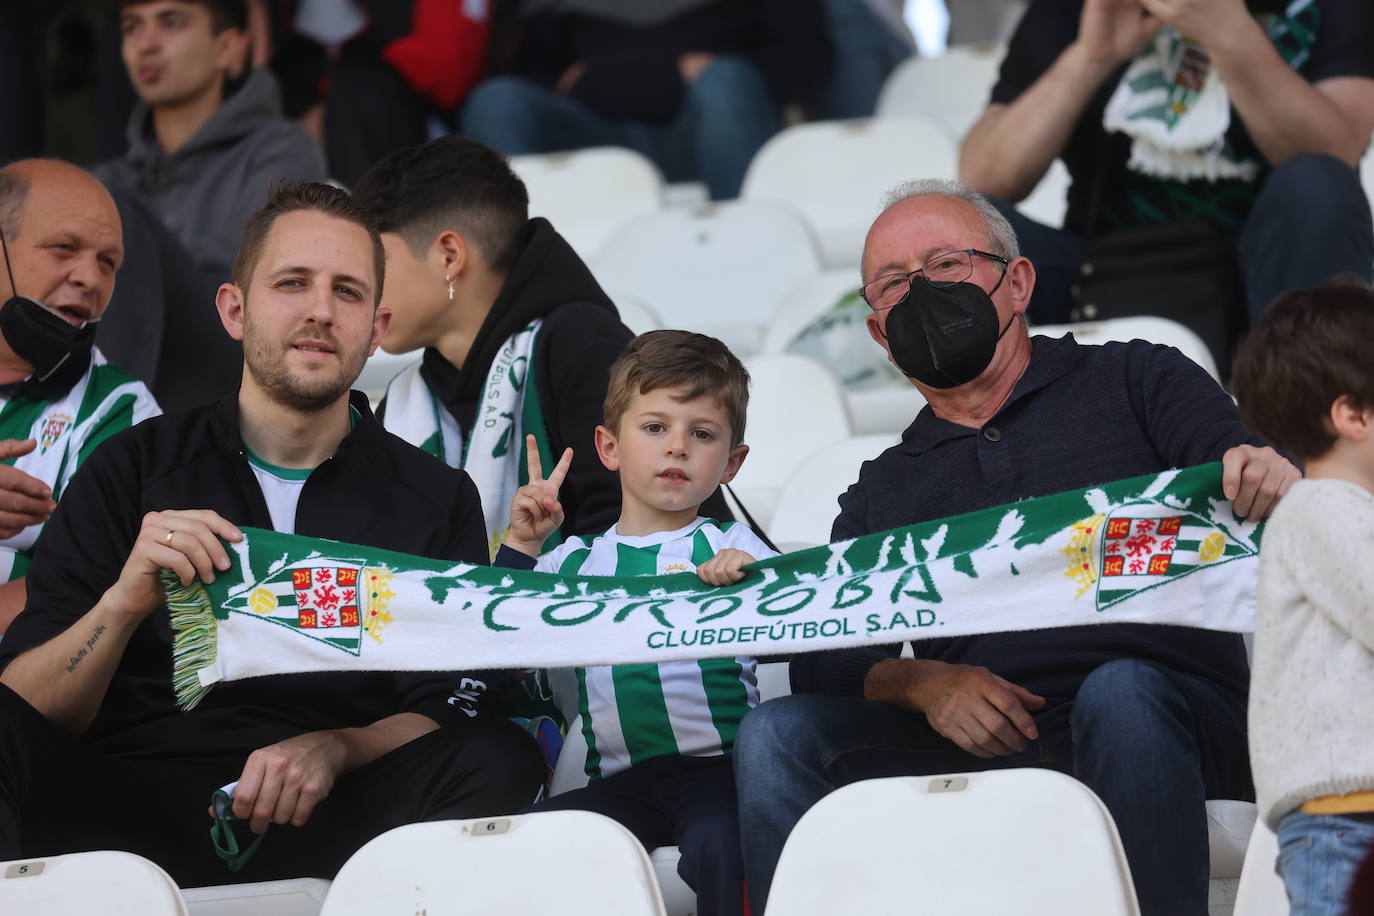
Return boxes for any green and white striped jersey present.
[0,349,159,582]
[536,518,776,780]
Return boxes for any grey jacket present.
[95,68,326,281]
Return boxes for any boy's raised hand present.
[506,434,573,557]
[696,548,757,586]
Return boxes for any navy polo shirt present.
[794,334,1260,713]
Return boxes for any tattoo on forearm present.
[64,623,107,673]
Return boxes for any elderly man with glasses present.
[733,178,1299,916]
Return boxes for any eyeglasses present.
[861,249,1010,311]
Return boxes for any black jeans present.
[527,754,746,916]
[0,684,546,887]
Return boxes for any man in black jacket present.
[0,182,545,886]
[353,137,636,555]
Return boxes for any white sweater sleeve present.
[1272,479,1374,651]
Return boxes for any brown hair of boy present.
[603,330,750,446]
[1231,276,1374,463]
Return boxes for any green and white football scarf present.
[166,463,1262,710]
[0,350,158,582]
[1102,1,1318,181]
[380,321,558,559]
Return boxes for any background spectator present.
[320,0,491,187]
[960,0,1374,370]
[244,0,493,188]
[93,0,325,411]
[0,160,159,632]
[462,0,834,200]
[818,0,914,120]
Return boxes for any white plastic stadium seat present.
[1206,800,1258,916]
[1,850,188,915]
[755,660,792,702]
[649,848,697,916]
[319,813,666,916]
[551,717,696,916]
[1233,815,1288,916]
[765,770,1140,915]
[1033,316,1220,381]
[741,117,958,269]
[1362,145,1374,271]
[1018,158,1072,230]
[594,201,822,357]
[760,269,865,358]
[768,434,901,551]
[510,147,666,261]
[549,716,593,798]
[182,877,330,915]
[759,269,927,435]
[874,44,1007,141]
[846,384,929,437]
[1362,144,1373,229]
[731,355,853,528]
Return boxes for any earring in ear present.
[447,278,455,302]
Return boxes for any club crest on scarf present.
[1062,482,1258,611]
[230,561,397,657]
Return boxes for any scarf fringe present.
[164,570,218,711]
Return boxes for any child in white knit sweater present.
[1232,278,1374,916]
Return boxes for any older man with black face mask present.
[733,179,1301,916]
[0,160,159,633]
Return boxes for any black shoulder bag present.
[1068,137,1246,377]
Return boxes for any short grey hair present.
[880,178,1020,261]
[0,168,30,242]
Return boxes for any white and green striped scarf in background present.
[380,321,559,559]
[1102,0,1318,181]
